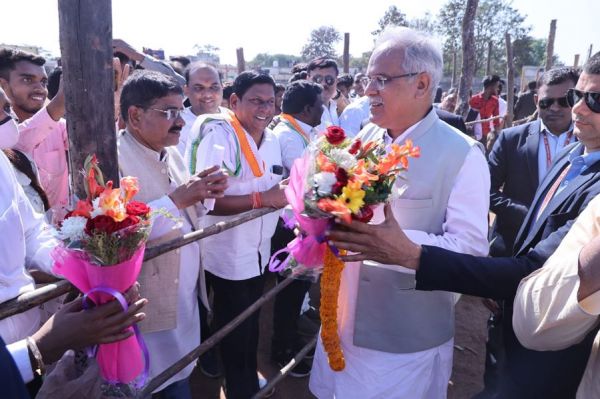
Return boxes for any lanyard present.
[228,114,264,177]
[280,114,310,146]
[543,130,573,169]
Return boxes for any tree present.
[248,53,301,69]
[372,6,408,37]
[349,51,373,71]
[456,0,479,117]
[193,43,220,64]
[409,12,436,33]
[301,26,341,60]
[436,0,532,76]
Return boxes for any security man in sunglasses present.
[307,57,340,133]
[482,66,580,397]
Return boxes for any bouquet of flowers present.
[269,126,419,371]
[52,155,151,386]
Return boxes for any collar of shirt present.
[570,143,600,172]
[539,120,573,137]
[123,129,166,162]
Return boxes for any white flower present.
[57,216,88,242]
[313,172,337,196]
[328,148,357,170]
[90,197,103,218]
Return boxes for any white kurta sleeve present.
[404,146,490,257]
[7,339,34,383]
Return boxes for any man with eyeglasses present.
[175,62,229,156]
[188,71,287,398]
[0,49,68,221]
[327,52,600,398]
[307,57,340,133]
[309,27,490,399]
[118,70,228,398]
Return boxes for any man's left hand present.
[328,203,422,269]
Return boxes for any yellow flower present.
[338,184,365,213]
[98,187,127,222]
[120,176,140,203]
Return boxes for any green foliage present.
[372,6,408,37]
[249,53,302,69]
[301,26,341,60]
[84,223,150,266]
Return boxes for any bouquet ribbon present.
[82,286,150,388]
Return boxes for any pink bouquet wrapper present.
[52,245,146,384]
[270,155,331,275]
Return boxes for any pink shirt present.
[15,108,69,211]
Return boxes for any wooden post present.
[58,0,118,199]
[236,48,245,73]
[455,0,479,116]
[486,41,493,76]
[588,44,594,60]
[574,54,580,67]
[505,33,514,127]
[451,50,457,88]
[545,19,557,71]
[343,33,350,73]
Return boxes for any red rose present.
[332,167,348,195]
[116,215,140,231]
[352,206,374,223]
[86,215,120,235]
[348,139,362,155]
[325,126,346,145]
[126,201,151,217]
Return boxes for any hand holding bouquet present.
[270,126,419,371]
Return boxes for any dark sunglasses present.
[567,88,600,113]
[312,75,336,86]
[538,96,570,110]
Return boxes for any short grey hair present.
[375,27,443,100]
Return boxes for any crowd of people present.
[2,24,600,399]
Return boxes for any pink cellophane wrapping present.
[51,245,146,384]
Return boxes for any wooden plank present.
[58,0,118,199]
[505,33,514,127]
[455,0,479,116]
[237,47,246,73]
[545,19,557,71]
[343,33,350,73]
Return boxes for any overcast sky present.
[2,0,599,66]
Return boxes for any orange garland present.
[228,114,264,177]
[320,246,346,371]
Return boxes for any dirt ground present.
[189,277,489,399]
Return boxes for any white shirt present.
[127,144,202,392]
[273,117,317,176]
[193,120,282,280]
[309,120,490,399]
[315,99,340,133]
[175,107,198,156]
[339,96,371,137]
[0,152,57,345]
[537,120,575,183]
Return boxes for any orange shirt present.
[469,93,500,137]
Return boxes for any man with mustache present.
[309,27,490,398]
[118,70,228,398]
[188,71,287,398]
[0,49,68,218]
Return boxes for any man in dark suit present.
[436,107,467,134]
[489,67,580,257]
[327,53,600,398]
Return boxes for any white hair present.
[375,27,443,100]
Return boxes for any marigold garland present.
[320,246,346,371]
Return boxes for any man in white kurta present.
[309,27,490,399]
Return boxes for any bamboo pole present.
[545,19,557,71]
[505,33,514,127]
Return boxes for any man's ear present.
[230,93,240,111]
[127,105,144,130]
[415,72,431,100]
[534,93,539,105]
[183,84,190,98]
[0,78,10,93]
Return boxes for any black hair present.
[482,75,501,89]
[120,70,183,122]
[3,149,50,211]
[170,56,191,68]
[291,63,308,74]
[527,80,537,91]
[434,86,443,103]
[47,67,62,100]
[183,62,221,85]
[583,52,600,75]
[222,83,234,101]
[232,71,276,99]
[281,80,323,114]
[307,57,339,76]
[537,67,580,89]
[275,83,286,94]
[289,71,308,83]
[0,48,46,80]
[337,73,354,90]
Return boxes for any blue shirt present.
[556,144,600,196]
[537,120,575,183]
